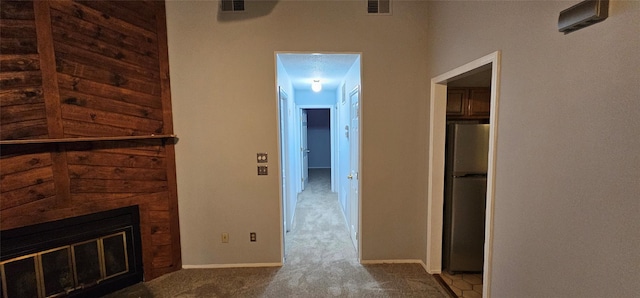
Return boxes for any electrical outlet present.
[250,232,256,242]
[221,232,229,243]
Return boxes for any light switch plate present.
[257,153,268,163]
[257,165,268,175]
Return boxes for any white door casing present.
[426,51,500,298]
[278,87,290,258]
[348,86,360,251]
[301,109,309,191]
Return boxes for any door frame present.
[275,51,363,263]
[298,105,336,192]
[277,87,290,258]
[426,51,501,298]
[300,109,309,191]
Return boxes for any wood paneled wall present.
[0,0,180,280]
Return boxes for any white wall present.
[427,1,639,296]
[295,90,336,106]
[166,1,429,265]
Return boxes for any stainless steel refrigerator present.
[443,123,489,273]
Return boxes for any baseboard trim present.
[423,262,441,274]
[360,260,441,275]
[182,262,282,269]
[360,259,424,265]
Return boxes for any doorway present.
[426,52,501,297]
[275,52,362,262]
[298,107,333,194]
[305,109,332,172]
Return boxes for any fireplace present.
[1,206,143,297]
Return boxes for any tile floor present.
[440,272,483,298]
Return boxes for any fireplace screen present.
[41,247,73,297]
[1,232,128,298]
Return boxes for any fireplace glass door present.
[1,231,129,298]
[41,247,73,297]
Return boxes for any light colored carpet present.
[107,169,449,297]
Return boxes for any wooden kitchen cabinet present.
[447,88,490,119]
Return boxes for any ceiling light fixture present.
[311,80,322,92]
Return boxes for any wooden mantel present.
[0,134,178,145]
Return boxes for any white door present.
[348,87,360,250]
[301,109,309,190]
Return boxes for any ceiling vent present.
[367,0,391,15]
[220,0,245,12]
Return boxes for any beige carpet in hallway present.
[107,169,449,297]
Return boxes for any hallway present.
[284,168,356,265]
[276,168,449,296]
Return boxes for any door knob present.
[347,174,353,180]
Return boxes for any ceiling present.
[447,64,492,88]
[278,53,359,92]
